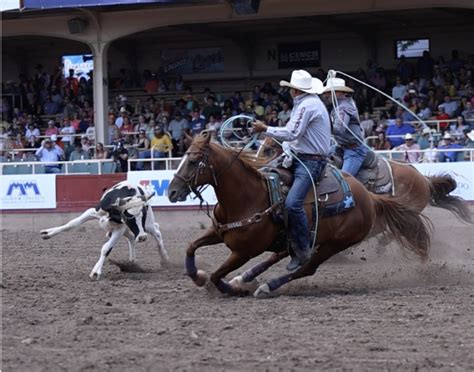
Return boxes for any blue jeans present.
[136,150,167,170]
[285,158,327,251]
[342,144,367,176]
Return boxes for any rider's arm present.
[265,103,315,141]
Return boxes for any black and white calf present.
[40,181,169,279]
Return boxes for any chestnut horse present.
[258,138,472,223]
[168,133,432,298]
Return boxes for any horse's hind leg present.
[253,242,342,298]
[229,251,288,293]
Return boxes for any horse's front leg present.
[186,227,223,287]
[210,252,251,296]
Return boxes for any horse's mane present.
[192,133,272,179]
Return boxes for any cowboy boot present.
[286,244,311,271]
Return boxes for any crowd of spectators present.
[1,49,473,172]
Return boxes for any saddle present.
[331,150,393,194]
[260,164,355,221]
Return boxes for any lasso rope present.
[219,114,258,149]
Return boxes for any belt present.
[295,153,327,161]
[343,143,359,149]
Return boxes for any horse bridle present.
[173,144,246,215]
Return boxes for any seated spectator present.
[120,116,134,135]
[35,138,64,173]
[7,118,21,137]
[135,129,150,151]
[417,128,433,150]
[391,77,407,101]
[417,100,432,121]
[168,111,189,156]
[449,116,469,141]
[360,111,375,138]
[45,120,59,137]
[437,133,463,162]
[144,74,158,94]
[373,132,392,151]
[435,106,450,132]
[110,137,129,172]
[394,133,421,163]
[134,115,149,133]
[25,123,40,140]
[60,117,76,156]
[85,121,95,142]
[115,107,128,129]
[461,101,474,123]
[422,137,438,163]
[267,109,282,127]
[464,130,474,148]
[93,142,108,160]
[439,95,458,118]
[202,96,221,122]
[136,126,172,170]
[252,99,265,120]
[80,135,92,153]
[25,135,40,150]
[189,108,206,136]
[69,141,91,161]
[385,117,414,147]
[43,95,59,115]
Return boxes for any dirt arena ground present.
[1,206,473,371]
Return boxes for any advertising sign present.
[413,162,474,201]
[278,42,321,69]
[1,174,56,210]
[127,170,217,207]
[161,48,224,74]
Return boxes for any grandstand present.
[1,0,473,199]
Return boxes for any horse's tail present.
[372,195,432,261]
[427,175,473,224]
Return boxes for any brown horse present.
[168,133,432,298]
[258,137,472,223]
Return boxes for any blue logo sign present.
[6,181,40,196]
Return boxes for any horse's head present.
[168,132,216,203]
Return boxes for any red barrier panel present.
[55,174,127,212]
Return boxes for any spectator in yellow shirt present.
[136,126,173,170]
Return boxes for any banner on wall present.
[278,42,321,69]
[160,48,224,74]
[0,174,56,210]
[413,162,474,201]
[127,171,217,207]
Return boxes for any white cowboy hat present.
[466,130,474,141]
[443,132,452,140]
[322,77,354,93]
[422,127,432,135]
[404,133,414,140]
[280,70,324,94]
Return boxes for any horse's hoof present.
[253,283,271,299]
[194,270,208,287]
[230,276,259,294]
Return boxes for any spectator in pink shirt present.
[45,120,59,137]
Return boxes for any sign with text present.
[161,48,224,74]
[23,0,177,9]
[413,162,474,201]
[278,42,321,69]
[127,170,217,206]
[1,174,56,210]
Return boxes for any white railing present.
[127,156,182,171]
[0,158,116,175]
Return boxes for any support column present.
[91,42,109,145]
